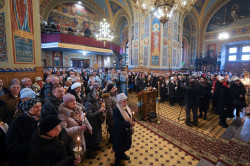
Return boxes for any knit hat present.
[71,82,81,90]
[107,84,115,92]
[116,93,127,102]
[93,83,100,89]
[63,93,76,104]
[21,98,41,112]
[20,88,36,99]
[67,77,73,81]
[35,77,42,82]
[39,115,62,135]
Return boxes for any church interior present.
[0,0,250,166]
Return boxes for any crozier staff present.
[113,93,135,166]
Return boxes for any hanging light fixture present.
[133,0,197,24]
[95,18,114,46]
[218,4,229,40]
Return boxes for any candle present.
[158,81,160,96]
[132,112,135,122]
[83,113,86,122]
[77,137,80,153]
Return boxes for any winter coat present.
[218,86,233,115]
[198,82,211,108]
[43,82,53,100]
[230,82,246,109]
[58,102,92,153]
[41,96,62,118]
[84,96,105,148]
[0,93,20,125]
[5,113,39,166]
[184,85,200,106]
[168,81,176,98]
[29,128,75,166]
[213,81,223,107]
[112,107,132,153]
[102,92,117,126]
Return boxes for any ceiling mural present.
[194,0,206,14]
[109,0,122,15]
[47,3,100,34]
[206,0,250,32]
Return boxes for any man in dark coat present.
[168,77,176,106]
[44,76,60,100]
[0,84,21,125]
[85,91,105,158]
[41,86,64,118]
[218,81,233,128]
[29,115,80,166]
[198,77,211,120]
[113,93,135,166]
[5,98,42,166]
[0,79,9,97]
[158,75,166,102]
[214,76,224,114]
[230,77,246,117]
[183,79,200,127]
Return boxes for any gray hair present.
[21,78,31,83]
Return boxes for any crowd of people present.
[0,67,247,166]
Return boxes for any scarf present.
[116,103,132,123]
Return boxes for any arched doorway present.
[182,38,188,67]
[182,14,197,68]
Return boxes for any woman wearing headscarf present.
[84,91,105,158]
[58,93,92,157]
[5,98,42,166]
[113,93,135,166]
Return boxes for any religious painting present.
[14,36,34,63]
[10,0,35,64]
[207,43,216,58]
[11,0,33,32]
[151,17,160,66]
[119,18,128,45]
[48,3,100,34]
[0,12,7,62]
[0,0,4,9]
[52,51,62,67]
[206,0,250,32]
[194,0,205,14]
[152,56,159,66]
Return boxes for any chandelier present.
[95,18,114,46]
[218,3,229,40]
[133,0,197,24]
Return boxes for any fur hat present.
[71,82,81,90]
[63,93,76,104]
[116,93,127,102]
[39,115,62,135]
[35,77,42,82]
[20,88,36,99]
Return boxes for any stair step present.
[221,117,245,140]
[196,158,215,166]
[235,117,250,142]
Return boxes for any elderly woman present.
[68,82,85,105]
[85,91,105,159]
[113,93,135,166]
[5,98,42,166]
[58,93,92,156]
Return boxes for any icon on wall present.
[0,0,4,9]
